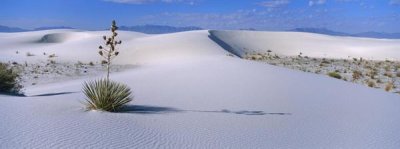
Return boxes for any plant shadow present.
[0,92,26,97]
[30,91,78,97]
[120,105,291,116]
[120,105,183,114]
[198,109,291,116]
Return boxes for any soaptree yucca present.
[83,20,132,112]
[83,79,131,111]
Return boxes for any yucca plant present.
[83,79,131,111]
[82,20,132,112]
[0,62,22,94]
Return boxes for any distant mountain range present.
[0,25,74,32]
[0,25,28,32]
[118,25,203,34]
[33,26,75,31]
[290,28,400,39]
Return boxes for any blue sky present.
[1,0,400,33]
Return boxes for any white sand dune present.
[1,30,400,148]
[210,30,400,60]
[0,29,148,63]
[118,31,230,65]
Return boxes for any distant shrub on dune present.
[384,72,393,78]
[385,82,394,92]
[0,62,22,94]
[352,70,363,81]
[26,52,35,57]
[328,72,342,79]
[367,80,376,88]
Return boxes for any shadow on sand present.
[30,91,78,97]
[208,32,242,58]
[120,105,291,116]
[120,105,183,114]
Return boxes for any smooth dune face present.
[210,30,400,60]
[0,30,227,65]
[117,30,230,64]
[0,30,148,63]
[1,30,400,148]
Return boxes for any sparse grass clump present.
[328,72,342,79]
[0,63,22,94]
[83,79,132,111]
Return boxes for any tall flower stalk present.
[98,20,122,81]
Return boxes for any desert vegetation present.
[0,62,22,94]
[245,51,400,94]
[82,20,132,112]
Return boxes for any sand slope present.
[0,29,148,63]
[1,30,400,148]
[210,30,400,60]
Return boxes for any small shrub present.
[367,80,376,88]
[384,65,391,71]
[77,61,84,65]
[49,60,56,64]
[328,72,342,79]
[385,82,394,92]
[89,61,95,66]
[83,79,132,111]
[26,52,35,57]
[352,70,363,81]
[321,60,331,64]
[395,64,400,70]
[376,79,383,84]
[0,63,22,94]
[384,72,393,78]
[48,54,57,58]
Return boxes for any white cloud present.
[258,0,290,8]
[135,9,332,30]
[309,0,326,6]
[132,7,400,33]
[103,0,197,5]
